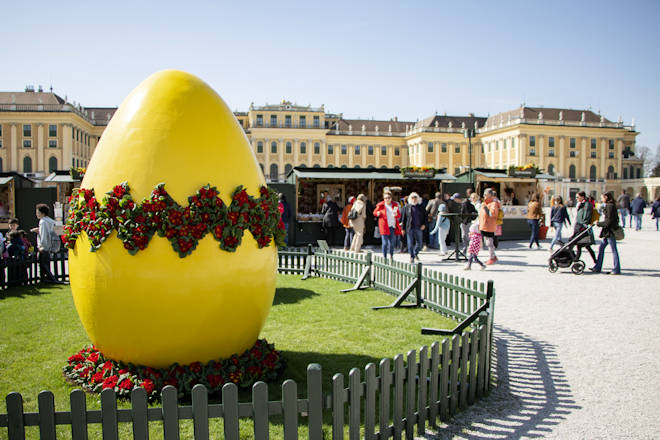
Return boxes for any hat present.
[451,193,461,200]
[348,196,356,204]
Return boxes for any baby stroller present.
[548,225,594,275]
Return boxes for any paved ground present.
[363,216,659,439]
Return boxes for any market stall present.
[43,170,82,225]
[287,167,455,246]
[0,173,36,230]
[454,168,553,240]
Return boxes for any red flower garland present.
[64,183,286,257]
[63,339,285,401]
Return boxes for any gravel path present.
[382,216,660,439]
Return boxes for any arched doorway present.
[589,165,597,180]
[49,156,58,173]
[23,156,32,173]
[269,164,279,181]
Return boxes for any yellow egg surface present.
[68,70,277,368]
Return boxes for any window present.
[300,142,306,154]
[530,136,536,147]
[0,157,2,171]
[548,164,555,176]
[569,151,576,157]
[354,165,360,169]
[569,165,576,179]
[49,124,57,137]
[49,156,58,172]
[23,140,32,148]
[637,168,641,179]
[328,144,334,155]
[570,138,576,148]
[341,145,347,155]
[23,156,32,172]
[313,164,321,168]
[271,141,277,154]
[299,164,307,168]
[607,165,615,178]
[285,142,292,154]
[285,115,292,128]
[608,139,614,149]
[49,140,57,148]
[608,152,614,159]
[503,139,507,149]
[549,137,555,148]
[72,128,75,139]
[381,146,387,155]
[284,164,293,176]
[427,142,433,153]
[314,142,320,154]
[394,147,400,156]
[299,116,306,128]
[591,151,597,158]
[454,167,460,175]
[512,138,516,149]
[455,144,460,153]
[623,168,628,179]
[270,115,277,127]
[549,149,555,157]
[495,141,499,151]
[0,124,2,137]
[256,115,263,127]
[341,165,348,169]
[354,145,360,155]
[529,148,536,156]
[257,141,263,153]
[23,124,32,137]
[441,143,447,153]
[269,164,279,180]
[591,138,597,149]
[313,116,320,128]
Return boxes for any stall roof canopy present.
[44,171,79,183]
[0,172,35,187]
[454,168,553,182]
[288,167,456,181]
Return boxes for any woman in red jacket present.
[373,190,402,260]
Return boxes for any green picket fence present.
[0,251,68,290]
[1,328,490,440]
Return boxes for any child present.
[6,231,25,258]
[464,222,486,270]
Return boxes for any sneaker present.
[410,258,415,264]
[463,265,471,270]
[480,265,487,270]
[589,267,601,273]
[486,258,496,265]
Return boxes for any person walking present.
[590,192,621,275]
[460,192,477,254]
[526,192,543,249]
[572,191,596,264]
[373,191,402,260]
[478,188,499,264]
[399,192,427,263]
[464,222,486,271]
[341,196,355,250]
[349,194,367,252]
[549,196,571,251]
[651,196,660,231]
[320,195,340,247]
[430,204,451,255]
[29,203,64,284]
[425,192,443,249]
[617,189,631,228]
[629,193,646,231]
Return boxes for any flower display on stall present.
[63,183,286,257]
[69,167,86,180]
[507,163,541,177]
[63,339,284,401]
[400,166,436,177]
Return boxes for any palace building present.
[0,90,646,189]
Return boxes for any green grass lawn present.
[0,275,456,439]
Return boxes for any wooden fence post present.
[307,364,323,440]
[415,262,423,307]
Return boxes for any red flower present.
[68,353,84,364]
[214,224,224,238]
[135,214,146,224]
[141,379,155,394]
[224,236,238,247]
[206,374,223,388]
[113,185,126,198]
[91,372,104,384]
[74,363,84,370]
[234,189,249,206]
[164,377,178,387]
[228,212,239,225]
[119,378,134,390]
[102,361,114,371]
[190,362,202,373]
[86,352,99,363]
[102,375,119,390]
[119,369,128,375]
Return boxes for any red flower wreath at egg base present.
[63,339,285,401]
[63,182,286,257]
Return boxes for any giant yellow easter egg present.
[68,70,277,368]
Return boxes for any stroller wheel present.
[548,260,558,273]
[571,261,585,275]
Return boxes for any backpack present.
[590,206,600,224]
[348,208,358,220]
[496,205,504,225]
[41,218,61,253]
[50,231,61,253]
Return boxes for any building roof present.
[485,106,612,128]
[289,167,455,181]
[414,114,488,130]
[0,91,66,105]
[84,107,117,125]
[332,118,412,134]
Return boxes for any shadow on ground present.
[272,287,320,305]
[0,284,57,299]
[429,326,581,439]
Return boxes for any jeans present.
[428,222,439,249]
[593,237,621,274]
[632,213,642,230]
[343,228,354,249]
[550,221,564,249]
[38,251,59,283]
[528,219,540,248]
[460,223,470,253]
[406,228,424,259]
[283,222,288,246]
[618,208,629,227]
[466,253,485,268]
[381,227,396,259]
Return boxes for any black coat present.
[597,202,619,239]
[399,204,427,232]
[321,201,340,228]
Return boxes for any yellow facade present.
[1,93,642,184]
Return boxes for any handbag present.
[613,226,625,241]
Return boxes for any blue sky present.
[3,0,659,148]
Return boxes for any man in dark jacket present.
[425,192,443,249]
[460,194,478,253]
[630,193,647,231]
[617,189,631,228]
[399,192,427,263]
[321,196,340,246]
